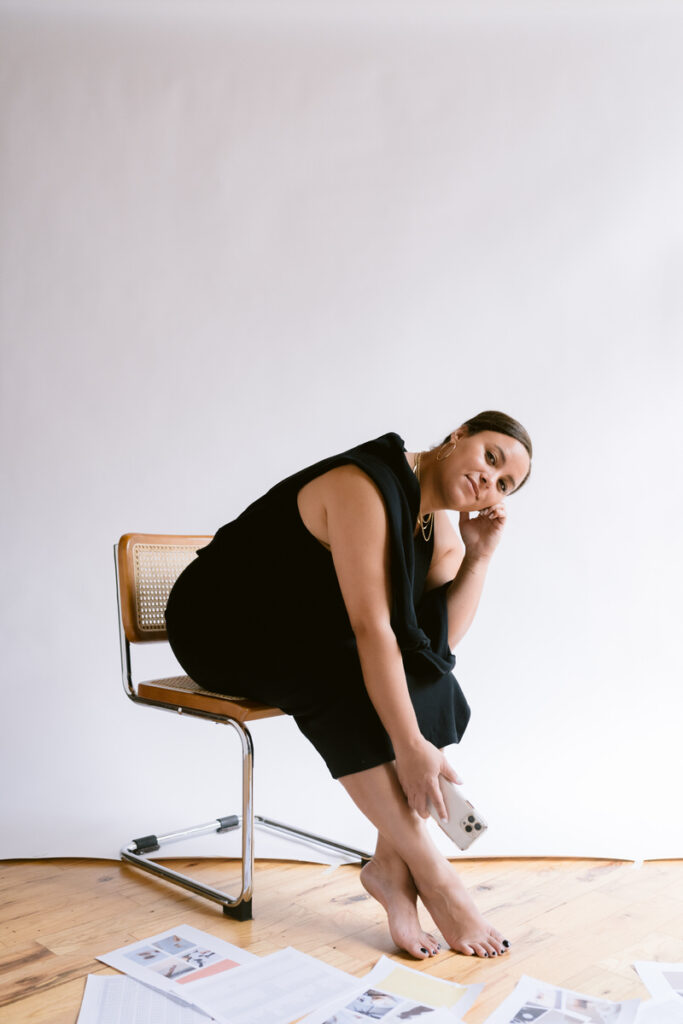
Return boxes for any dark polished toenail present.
[420,947,429,954]
[503,939,510,947]
[483,952,489,957]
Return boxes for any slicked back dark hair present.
[443,410,533,491]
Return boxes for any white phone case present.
[428,777,488,850]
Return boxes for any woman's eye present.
[499,479,507,493]
[486,450,495,464]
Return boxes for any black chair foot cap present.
[223,898,252,921]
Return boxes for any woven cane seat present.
[137,675,283,723]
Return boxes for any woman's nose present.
[480,473,496,497]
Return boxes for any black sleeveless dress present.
[165,432,470,778]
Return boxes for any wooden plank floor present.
[1,857,682,1022]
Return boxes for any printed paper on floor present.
[480,974,640,1024]
[633,962,683,1002]
[99,928,356,1024]
[98,924,256,1009]
[76,974,213,1024]
[634,997,683,1024]
[300,952,483,1023]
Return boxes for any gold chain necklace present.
[413,451,433,542]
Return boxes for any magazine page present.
[98,927,356,1024]
[480,974,640,1024]
[634,996,683,1024]
[76,974,213,1024]
[301,953,483,1023]
[98,924,256,1006]
[633,962,683,1001]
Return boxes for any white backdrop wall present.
[1,1,681,864]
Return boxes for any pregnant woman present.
[165,410,532,960]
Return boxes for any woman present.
[165,410,532,960]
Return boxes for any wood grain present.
[0,857,681,1022]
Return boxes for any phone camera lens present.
[465,825,473,832]
[467,815,475,823]
[474,823,482,830]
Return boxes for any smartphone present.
[428,777,488,851]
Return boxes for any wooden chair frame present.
[114,533,370,920]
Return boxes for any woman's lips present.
[467,475,479,499]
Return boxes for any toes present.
[471,940,501,958]
[411,936,441,958]
[415,930,441,956]
[454,941,475,956]
[488,930,510,955]
[403,932,441,959]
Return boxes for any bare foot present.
[419,866,509,958]
[361,855,441,959]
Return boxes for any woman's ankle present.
[413,858,466,903]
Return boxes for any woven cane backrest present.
[117,533,212,643]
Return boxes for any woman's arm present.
[425,506,508,649]
[306,465,459,818]
[444,554,491,648]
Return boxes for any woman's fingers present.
[409,788,431,819]
[442,761,462,786]
[413,780,441,819]
[417,801,432,820]
[428,778,448,822]
[407,779,446,820]
[479,502,506,522]
[396,739,454,821]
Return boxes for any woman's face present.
[438,429,530,512]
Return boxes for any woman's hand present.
[394,735,462,820]
[458,504,507,563]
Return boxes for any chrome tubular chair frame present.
[114,537,370,920]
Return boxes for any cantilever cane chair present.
[115,532,370,920]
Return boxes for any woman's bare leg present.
[340,762,508,958]
[360,831,441,959]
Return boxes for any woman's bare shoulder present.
[297,464,386,550]
[300,463,384,505]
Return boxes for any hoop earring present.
[436,440,457,461]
